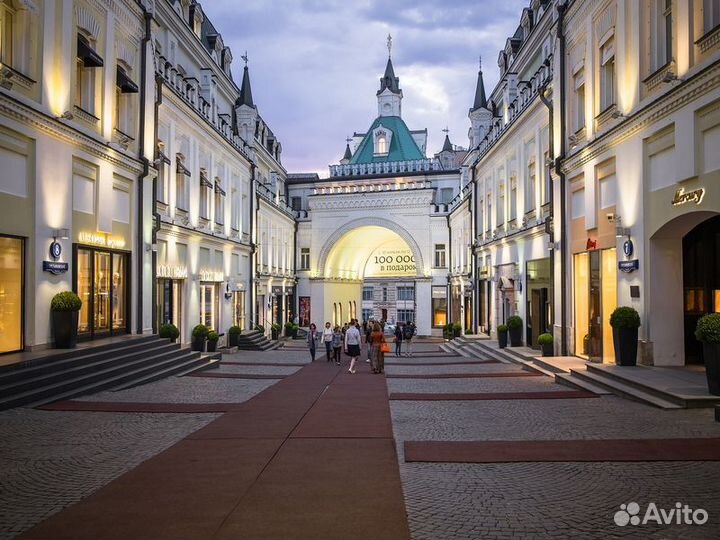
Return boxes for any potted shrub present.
[443,323,454,340]
[695,313,720,395]
[159,323,180,343]
[191,324,208,352]
[284,321,294,337]
[538,333,554,357]
[507,315,523,347]
[51,291,82,348]
[452,323,462,338]
[255,324,265,334]
[497,324,508,349]
[610,306,641,366]
[206,330,219,352]
[271,323,281,340]
[291,324,299,339]
[228,325,241,347]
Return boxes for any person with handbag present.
[306,323,320,362]
[369,322,388,374]
[322,321,334,361]
[344,320,361,374]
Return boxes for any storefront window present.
[157,279,183,335]
[112,253,126,330]
[94,251,111,333]
[574,252,589,358]
[432,286,447,327]
[601,249,617,364]
[233,290,246,329]
[0,235,23,353]
[200,283,218,330]
[77,249,92,334]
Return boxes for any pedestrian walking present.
[307,323,320,361]
[322,321,333,361]
[394,323,403,356]
[365,319,373,363]
[332,325,343,365]
[344,320,361,374]
[403,321,415,356]
[369,322,387,374]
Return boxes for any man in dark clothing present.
[403,321,415,356]
[394,323,403,356]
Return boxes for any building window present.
[231,188,239,230]
[291,196,302,211]
[509,179,517,220]
[300,247,310,270]
[0,2,13,67]
[375,130,388,154]
[651,0,673,71]
[362,286,373,301]
[0,235,23,353]
[200,283,218,330]
[526,160,536,211]
[362,308,373,322]
[214,178,225,224]
[382,287,388,302]
[434,244,447,268]
[431,286,447,327]
[115,66,138,136]
[542,149,551,206]
[397,309,415,323]
[486,197,492,233]
[397,286,415,301]
[573,70,586,131]
[571,188,585,220]
[703,0,720,34]
[175,155,189,211]
[156,147,170,204]
[600,37,615,111]
[199,169,212,219]
[497,186,505,224]
[440,187,454,204]
[76,34,103,116]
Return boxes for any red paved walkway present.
[21,360,410,540]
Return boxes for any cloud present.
[200,0,530,176]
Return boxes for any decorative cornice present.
[562,60,720,173]
[0,92,143,175]
[308,191,434,211]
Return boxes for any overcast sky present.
[200,0,530,176]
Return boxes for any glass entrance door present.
[94,251,111,334]
[0,235,23,353]
[588,250,602,362]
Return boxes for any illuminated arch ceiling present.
[322,226,419,279]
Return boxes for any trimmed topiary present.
[609,306,641,329]
[51,291,82,312]
[271,323,282,332]
[228,325,242,335]
[192,324,209,339]
[207,331,219,342]
[506,315,523,330]
[254,324,265,333]
[159,323,179,340]
[696,313,720,344]
[497,324,508,332]
[538,333,553,345]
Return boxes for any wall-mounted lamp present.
[52,228,69,240]
[568,134,579,149]
[0,66,13,90]
[615,226,631,238]
[662,72,681,84]
[611,110,626,120]
[58,110,74,120]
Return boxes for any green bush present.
[159,323,179,339]
[254,324,265,333]
[465,328,472,335]
[50,291,82,312]
[207,331,219,342]
[609,306,641,329]
[497,324,508,332]
[292,324,299,331]
[507,315,523,330]
[228,325,242,335]
[271,323,282,332]
[695,313,720,344]
[284,321,294,329]
[191,324,209,339]
[538,333,553,345]
[452,323,462,332]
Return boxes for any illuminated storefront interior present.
[0,236,23,354]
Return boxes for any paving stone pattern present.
[390,344,720,539]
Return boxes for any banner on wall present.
[364,248,416,277]
[299,296,311,327]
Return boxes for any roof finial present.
[346,136,352,144]
[478,55,482,71]
[241,51,248,67]
[387,33,392,58]
[442,126,449,135]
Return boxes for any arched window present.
[376,133,387,154]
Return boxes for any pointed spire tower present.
[340,138,353,165]
[377,34,403,117]
[468,56,492,148]
[235,52,258,142]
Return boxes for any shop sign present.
[618,259,639,273]
[671,187,705,206]
[199,269,224,282]
[586,238,597,250]
[49,241,62,260]
[43,260,68,275]
[78,231,126,249]
[623,239,634,258]
[271,286,283,295]
[478,265,490,278]
[157,265,188,279]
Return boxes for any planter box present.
[228,333,239,347]
[271,330,279,340]
[613,327,638,366]
[498,331,508,349]
[703,342,720,396]
[541,342,553,357]
[52,311,79,349]
[191,338,206,352]
[207,340,218,353]
[509,326,522,347]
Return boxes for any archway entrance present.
[682,215,720,364]
[649,211,720,366]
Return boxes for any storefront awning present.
[77,35,104,68]
[116,66,139,93]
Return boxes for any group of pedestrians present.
[305,318,417,374]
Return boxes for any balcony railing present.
[329,158,442,177]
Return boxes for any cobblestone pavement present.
[214,364,301,376]
[390,344,720,539]
[0,347,300,540]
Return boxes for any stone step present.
[554,372,613,395]
[568,368,683,409]
[111,355,221,391]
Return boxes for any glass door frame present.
[72,244,131,340]
[0,234,25,354]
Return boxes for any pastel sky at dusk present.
[200,0,530,176]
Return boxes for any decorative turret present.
[468,56,492,148]
[377,34,403,118]
[340,139,353,165]
[235,52,258,142]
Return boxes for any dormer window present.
[190,4,203,37]
[373,125,392,156]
